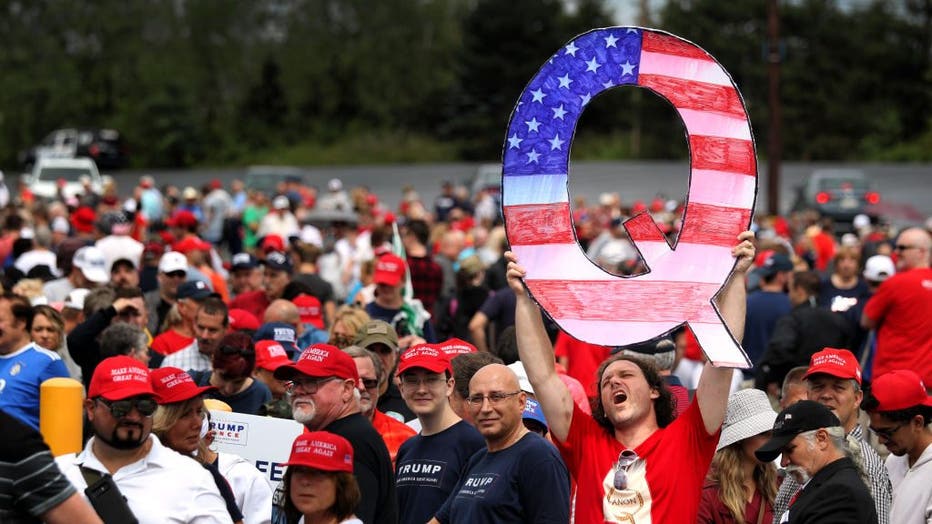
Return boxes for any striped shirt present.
[0,410,76,523]
[772,425,892,524]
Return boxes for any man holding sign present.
[506,230,754,523]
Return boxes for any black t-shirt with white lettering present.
[395,420,485,524]
[434,432,570,524]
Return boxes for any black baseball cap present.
[754,400,842,462]
[263,251,293,273]
[231,252,259,271]
[176,280,215,301]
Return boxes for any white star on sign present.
[558,74,573,89]
[580,92,592,106]
[531,88,546,103]
[565,42,579,56]
[552,104,567,120]
[526,150,541,164]
[626,28,639,34]
[602,80,615,89]
[604,34,618,48]
[621,61,636,76]
[525,117,541,133]
[548,135,565,151]
[507,133,523,149]
[585,57,602,73]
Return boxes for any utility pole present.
[766,0,782,215]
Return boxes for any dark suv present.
[19,128,128,170]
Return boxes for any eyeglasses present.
[286,376,341,394]
[164,271,186,279]
[895,244,922,252]
[613,450,639,490]
[870,422,907,439]
[329,334,354,348]
[361,378,379,390]
[95,397,158,418]
[401,375,446,388]
[465,391,522,407]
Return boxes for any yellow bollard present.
[40,377,84,456]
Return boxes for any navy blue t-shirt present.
[189,370,271,415]
[435,432,570,524]
[395,420,486,524]
[742,290,791,374]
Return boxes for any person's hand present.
[113,297,144,315]
[504,251,528,297]
[732,230,756,274]
[398,334,426,350]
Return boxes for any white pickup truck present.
[22,157,103,200]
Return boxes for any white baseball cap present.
[73,246,109,284]
[863,255,895,282]
[64,288,91,310]
[272,195,290,210]
[158,251,189,274]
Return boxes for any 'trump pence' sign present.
[210,410,304,487]
[502,27,756,367]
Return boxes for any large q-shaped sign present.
[503,27,755,368]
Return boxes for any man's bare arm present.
[507,252,574,442]
[697,231,755,434]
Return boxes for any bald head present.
[896,227,931,270]
[469,363,520,396]
[264,299,300,327]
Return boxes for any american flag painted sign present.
[502,28,756,368]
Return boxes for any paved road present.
[101,161,930,223]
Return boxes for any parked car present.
[23,157,103,200]
[794,169,880,223]
[18,128,128,170]
[244,165,308,195]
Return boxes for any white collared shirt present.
[57,435,232,523]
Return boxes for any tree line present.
[0,0,928,169]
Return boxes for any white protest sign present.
[209,410,304,488]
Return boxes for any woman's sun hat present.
[717,388,778,451]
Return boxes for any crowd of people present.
[0,173,930,524]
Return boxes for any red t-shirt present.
[228,290,271,320]
[863,267,932,384]
[150,329,195,356]
[556,398,718,523]
[553,332,611,399]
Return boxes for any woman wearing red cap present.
[151,367,271,524]
[281,432,362,524]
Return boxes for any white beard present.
[785,465,811,484]
[291,398,317,425]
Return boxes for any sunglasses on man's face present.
[96,396,158,418]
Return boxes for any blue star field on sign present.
[503,29,642,176]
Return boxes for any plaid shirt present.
[159,342,212,373]
[407,255,443,314]
[772,424,891,524]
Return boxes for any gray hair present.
[100,323,147,359]
[342,345,383,384]
[622,339,675,372]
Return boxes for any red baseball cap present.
[285,431,354,473]
[373,254,406,287]
[173,236,212,254]
[294,294,325,329]
[261,234,285,253]
[869,370,932,411]
[88,356,156,400]
[396,344,452,376]
[435,337,477,357]
[228,309,261,332]
[149,367,216,404]
[274,344,360,382]
[804,348,862,384]
[71,206,96,233]
[168,210,198,229]
[255,340,293,372]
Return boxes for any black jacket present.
[789,457,877,524]
[756,301,853,388]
